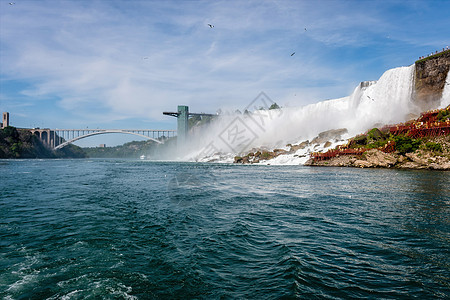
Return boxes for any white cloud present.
[1,0,449,129]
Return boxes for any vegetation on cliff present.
[0,126,86,158]
[437,108,450,121]
[347,130,423,155]
[306,135,450,170]
[84,140,156,158]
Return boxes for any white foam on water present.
[5,250,42,295]
[59,290,83,300]
[6,274,39,292]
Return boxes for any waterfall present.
[184,64,426,162]
[440,69,450,108]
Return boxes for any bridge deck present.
[27,128,176,150]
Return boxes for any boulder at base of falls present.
[310,128,348,145]
[234,149,286,164]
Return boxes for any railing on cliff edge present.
[416,48,450,63]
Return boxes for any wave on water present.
[1,160,449,298]
[181,64,447,164]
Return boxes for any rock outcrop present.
[234,128,348,164]
[414,50,450,110]
[234,148,288,164]
[310,128,348,144]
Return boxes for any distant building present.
[99,144,106,148]
[1,112,9,128]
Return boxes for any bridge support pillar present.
[177,105,189,148]
[2,112,9,128]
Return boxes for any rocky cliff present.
[414,49,450,110]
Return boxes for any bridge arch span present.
[54,130,164,150]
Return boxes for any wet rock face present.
[310,128,348,144]
[288,141,309,153]
[414,50,450,110]
[234,148,287,164]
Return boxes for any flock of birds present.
[7,2,305,59]
[140,23,307,60]
[6,2,312,63]
[7,2,448,106]
[206,23,306,58]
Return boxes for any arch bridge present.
[29,128,176,150]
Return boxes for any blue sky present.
[1,0,449,146]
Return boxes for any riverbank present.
[305,135,450,170]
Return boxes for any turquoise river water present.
[0,159,449,299]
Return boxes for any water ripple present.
[0,160,449,299]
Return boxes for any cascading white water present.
[440,69,450,108]
[182,63,439,163]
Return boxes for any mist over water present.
[179,64,448,163]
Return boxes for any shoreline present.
[304,135,450,170]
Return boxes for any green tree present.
[269,103,280,110]
[424,141,442,152]
[393,135,421,154]
[437,109,450,121]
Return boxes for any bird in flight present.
[208,24,214,28]
[9,2,15,5]
[291,52,295,56]
[304,27,307,31]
